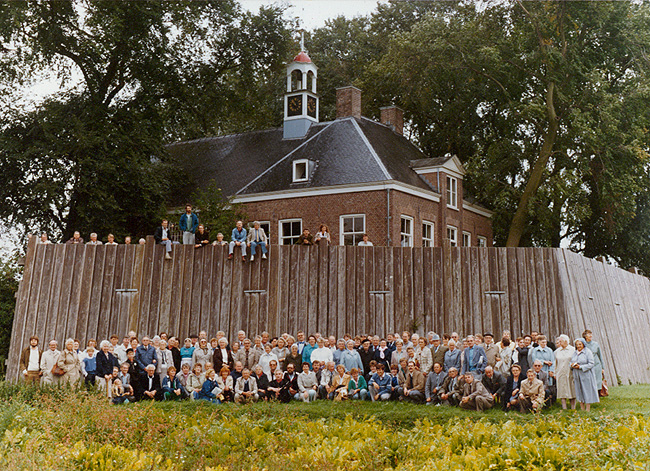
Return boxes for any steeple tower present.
[283,33,319,139]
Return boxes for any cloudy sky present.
[241,0,385,29]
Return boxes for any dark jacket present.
[180,212,199,233]
[284,353,302,372]
[358,347,374,377]
[213,348,234,373]
[503,373,524,409]
[197,378,218,400]
[135,345,157,371]
[373,348,391,371]
[96,350,119,377]
[482,371,506,397]
[431,345,448,368]
[268,377,289,402]
[139,373,162,400]
[195,230,210,246]
[170,346,181,372]
[296,233,313,245]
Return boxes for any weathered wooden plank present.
[525,247,539,333]
[328,246,338,336]
[476,247,491,335]
[23,245,46,350]
[460,247,471,337]
[496,248,510,340]
[288,246,301,334]
[384,246,395,336]
[373,247,385,335]
[467,248,480,336]
[137,241,155,336]
[128,244,145,334]
[337,248,347,336]
[188,245,203,338]
[433,247,444,334]
[422,247,433,333]
[441,243,453,335]
[230,252,246,335]
[220,246,233,339]
[167,244,184,338]
[57,244,79,342]
[318,243,330,335]
[199,247,214,336]
[306,246,317,335]
[345,246,356,335]
[364,246,374,335]
[98,245,117,339]
[44,244,66,344]
[402,247,413,334]
[355,247,367,335]
[35,244,55,343]
[533,248,549,337]
[488,248,500,335]
[86,246,106,342]
[262,246,276,335]
[277,245,290,336]
[158,244,174,336]
[76,246,96,343]
[412,247,424,335]
[115,245,135,338]
[209,246,224,337]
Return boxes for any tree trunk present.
[506,82,559,247]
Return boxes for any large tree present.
[0,0,294,241]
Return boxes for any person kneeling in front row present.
[235,368,259,403]
[460,372,495,412]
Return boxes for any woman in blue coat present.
[583,330,604,392]
[197,369,221,404]
[340,340,364,373]
[571,338,599,411]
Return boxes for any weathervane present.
[299,29,306,52]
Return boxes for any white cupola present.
[283,39,319,139]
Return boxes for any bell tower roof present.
[293,51,312,63]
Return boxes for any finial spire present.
[300,29,305,52]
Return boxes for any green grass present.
[0,383,648,470]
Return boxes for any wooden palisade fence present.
[8,236,650,386]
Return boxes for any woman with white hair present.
[554,334,576,409]
[157,340,174,378]
[340,340,364,373]
[57,338,82,387]
[571,338,599,411]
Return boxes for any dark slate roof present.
[409,156,453,168]
[166,117,439,204]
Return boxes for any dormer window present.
[293,159,309,182]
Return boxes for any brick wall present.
[241,187,492,247]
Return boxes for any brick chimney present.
[380,105,404,135]
[336,86,362,119]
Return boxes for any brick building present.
[168,50,493,247]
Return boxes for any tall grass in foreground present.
[0,383,647,470]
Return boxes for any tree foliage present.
[192,182,246,242]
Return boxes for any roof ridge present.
[350,118,392,180]
[235,121,337,196]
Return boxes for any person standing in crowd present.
[358,234,373,246]
[180,204,199,245]
[583,330,604,394]
[571,338,599,411]
[40,340,61,385]
[135,336,157,374]
[513,337,531,373]
[235,338,260,371]
[301,335,317,369]
[555,334,576,410]
[314,224,331,245]
[154,219,173,260]
[19,336,42,385]
[213,337,234,373]
[444,340,461,372]
[228,220,247,261]
[247,221,268,261]
[415,337,433,375]
[192,338,212,368]
[87,233,102,245]
[58,338,82,387]
[482,333,499,368]
[66,231,84,244]
[81,345,97,386]
[495,338,513,375]
[461,335,487,378]
[96,340,119,393]
[194,224,210,249]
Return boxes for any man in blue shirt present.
[228,220,248,261]
[135,336,157,376]
[179,204,199,245]
[461,335,487,379]
[368,363,393,401]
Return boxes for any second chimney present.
[336,86,362,119]
[380,105,404,135]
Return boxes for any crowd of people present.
[38,204,375,258]
[18,328,605,412]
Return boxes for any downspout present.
[386,187,392,246]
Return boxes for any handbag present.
[52,364,65,376]
[599,379,609,397]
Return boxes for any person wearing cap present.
[246,221,268,262]
[482,333,499,368]
[428,333,448,368]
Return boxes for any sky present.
[240,0,385,30]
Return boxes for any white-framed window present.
[477,236,487,247]
[400,215,413,247]
[340,214,365,246]
[422,221,435,247]
[279,219,302,245]
[249,221,271,239]
[447,225,458,247]
[292,159,308,182]
[447,176,458,210]
[462,231,471,247]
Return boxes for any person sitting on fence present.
[314,224,331,245]
[460,372,495,412]
[124,236,132,245]
[212,232,227,246]
[106,234,118,245]
[180,204,199,245]
[228,220,247,261]
[37,232,52,244]
[154,219,173,259]
[246,221,268,261]
[87,232,102,245]
[194,224,210,249]
[358,234,373,246]
[66,231,84,244]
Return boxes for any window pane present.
[343,217,352,233]
[354,216,364,232]
[344,234,354,246]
